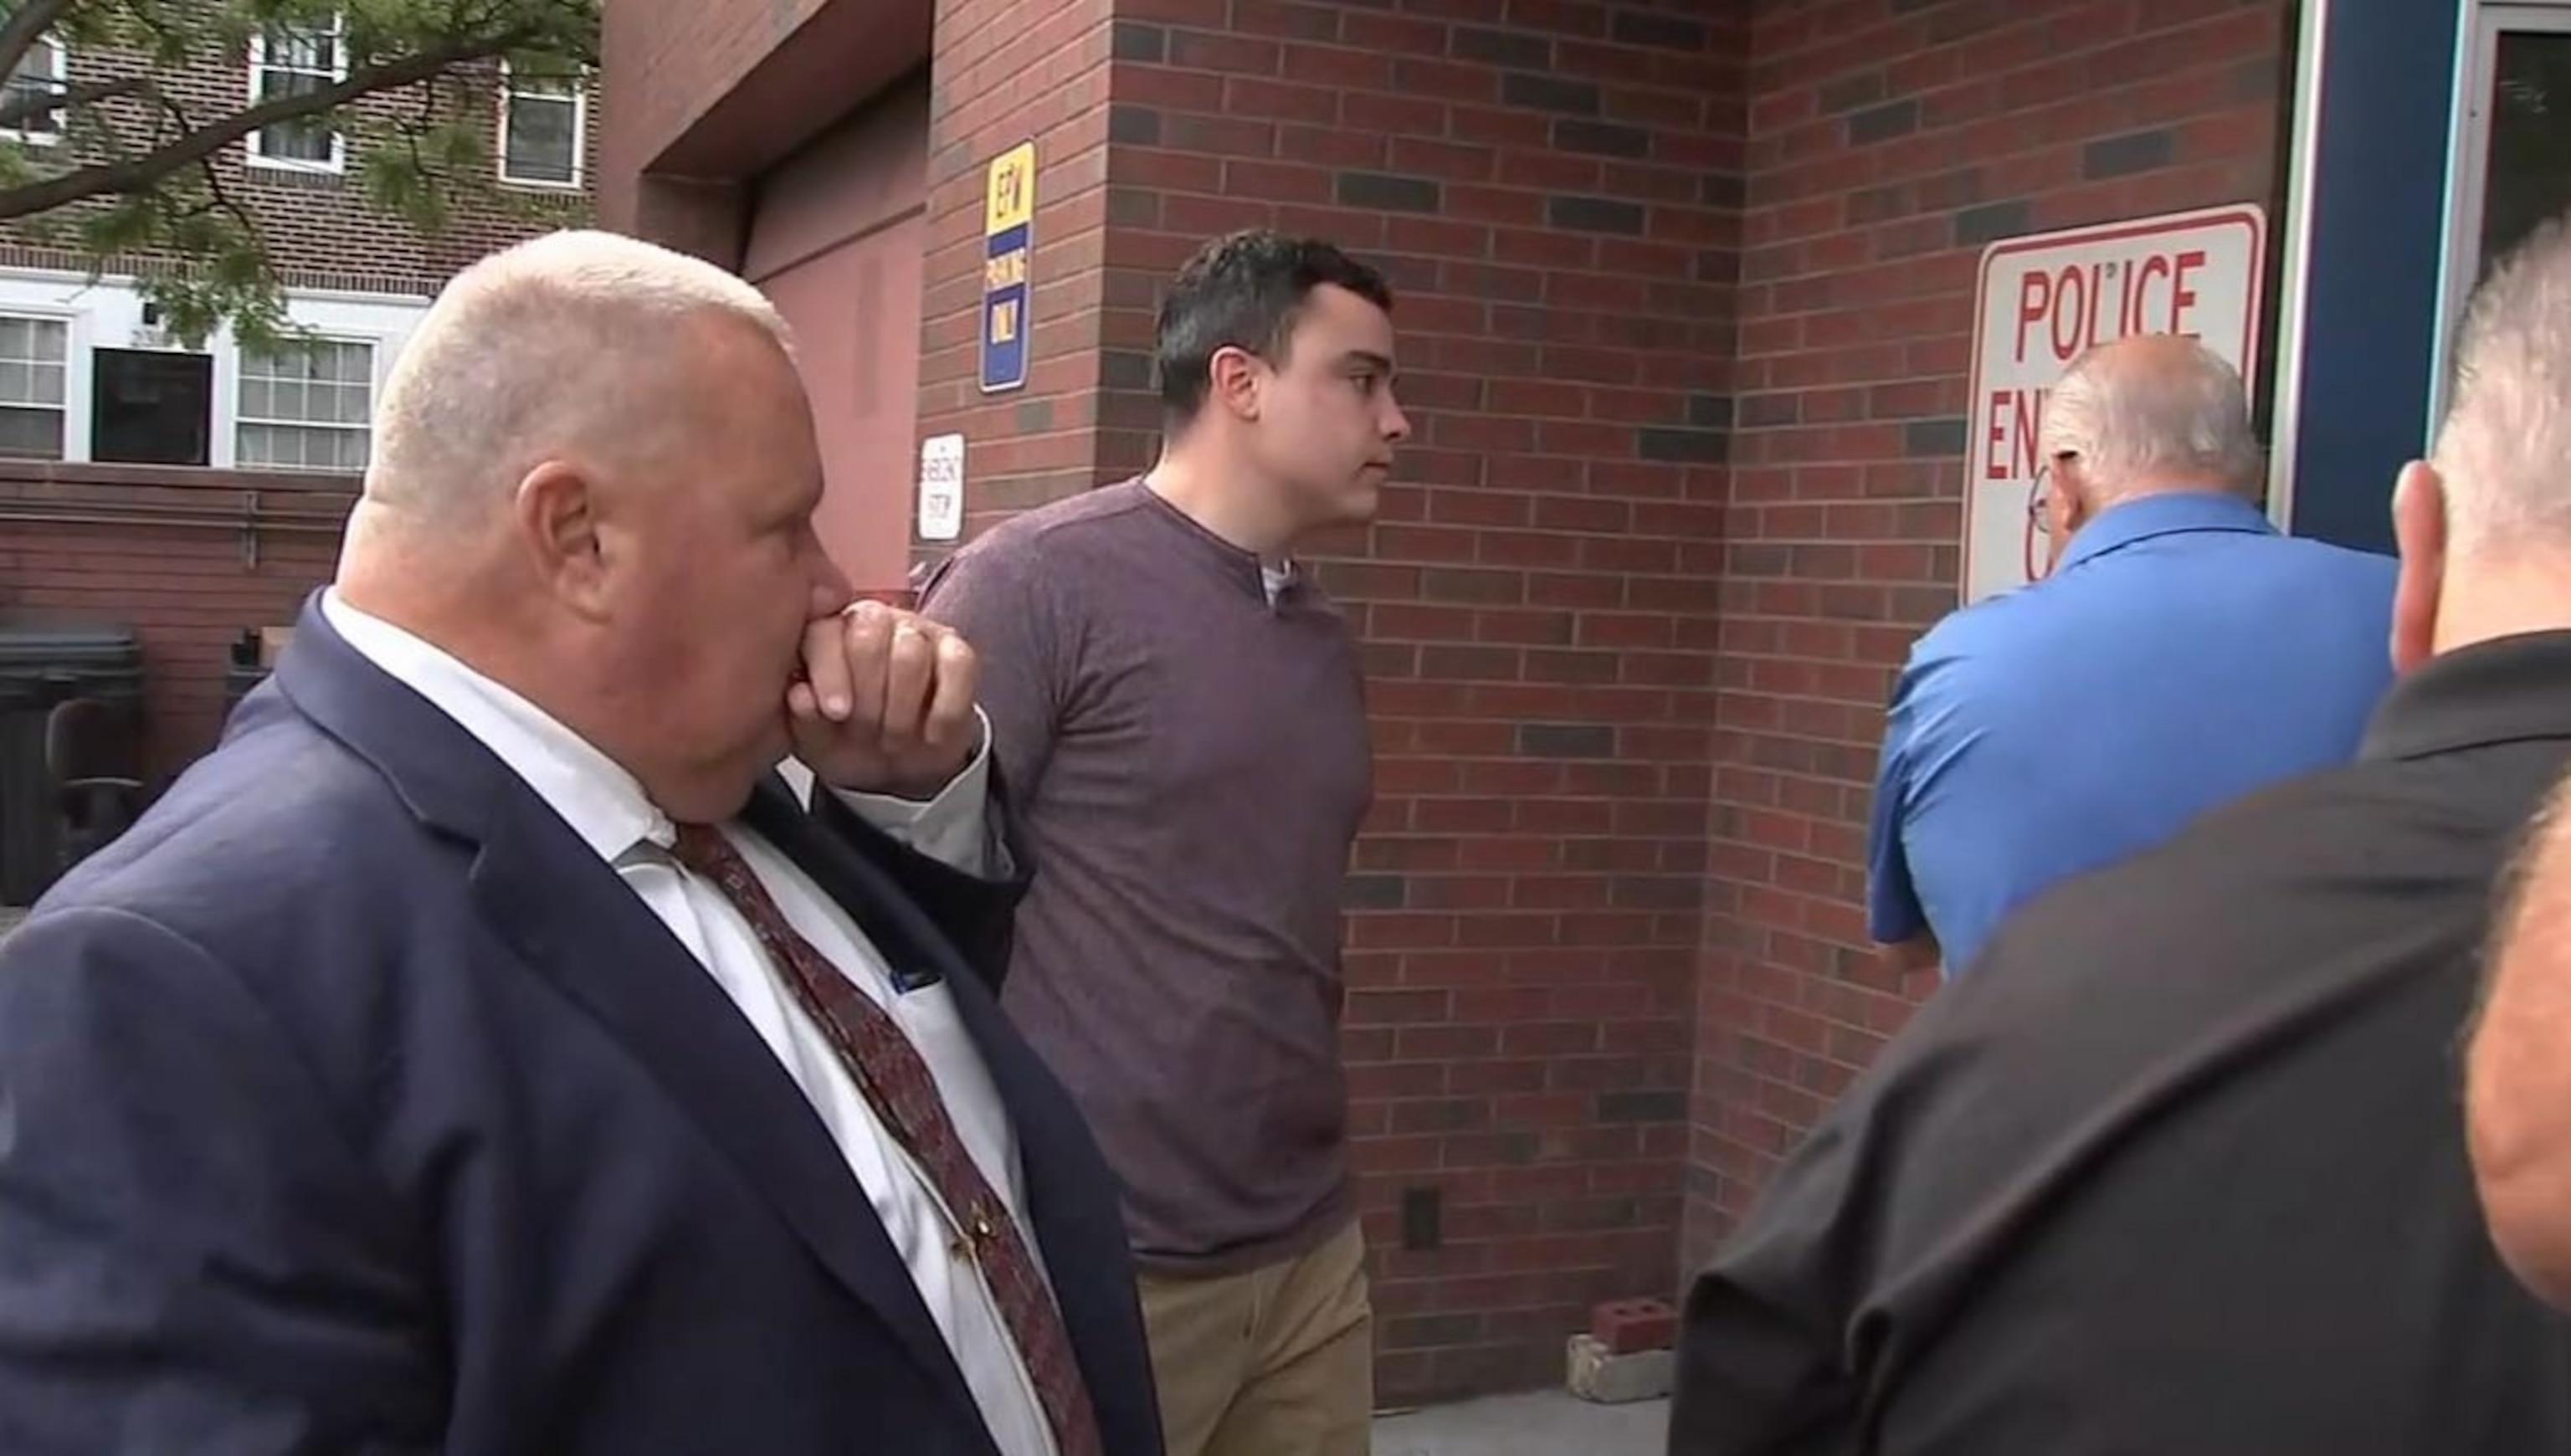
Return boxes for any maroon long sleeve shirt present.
[918,479,1374,1275]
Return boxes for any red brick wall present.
[912,0,1118,533]
[1682,0,2296,1266]
[909,0,1747,1402]
[0,464,349,787]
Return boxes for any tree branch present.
[0,73,152,133]
[0,30,531,220]
[0,0,73,99]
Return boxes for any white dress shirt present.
[321,591,1060,1456]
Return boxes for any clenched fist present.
[788,599,984,800]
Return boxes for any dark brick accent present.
[1555,119,1653,158]
[1107,104,1161,146]
[1846,98,1920,145]
[1903,418,1971,458]
[1502,72,1602,115]
[1337,171,1443,213]
[1686,392,1733,429]
[1518,722,1617,758]
[2085,128,2175,179]
[1453,25,1552,69]
[1639,425,1728,462]
[1610,10,1706,50]
[1109,21,1167,63]
[1105,187,1159,228]
[1701,172,1746,209]
[1953,197,2031,246]
[1014,398,1053,432]
[1694,248,1739,283]
[1099,350,1154,392]
[1598,1089,1686,1124]
[1547,194,1646,234]
[1344,874,1411,910]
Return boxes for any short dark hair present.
[1150,230,1394,423]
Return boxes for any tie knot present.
[669,822,733,879]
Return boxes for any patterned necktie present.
[670,823,1104,1456]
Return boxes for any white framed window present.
[236,336,373,472]
[2436,2,2571,420]
[0,314,70,459]
[246,15,346,172]
[0,267,423,471]
[2,36,66,145]
[498,61,584,190]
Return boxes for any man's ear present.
[1206,346,1264,423]
[512,460,613,619]
[2390,459,2448,674]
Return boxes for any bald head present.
[2433,218,2571,561]
[364,229,797,525]
[2041,334,2265,505]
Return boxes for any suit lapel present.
[745,784,1145,1412]
[466,792,978,1407]
[269,597,982,1425]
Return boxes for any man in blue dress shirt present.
[1868,334,2397,978]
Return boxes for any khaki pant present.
[1136,1220,1373,1456]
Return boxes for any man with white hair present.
[0,231,1162,1455]
[2451,232,2571,1323]
[1670,220,2571,1454]
[1867,334,2397,978]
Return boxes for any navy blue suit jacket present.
[0,597,1164,1456]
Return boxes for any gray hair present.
[367,229,795,519]
[2040,335,2266,502]
[2435,217,2571,559]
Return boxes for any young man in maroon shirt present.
[919,231,1408,1456]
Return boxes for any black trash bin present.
[0,618,143,907]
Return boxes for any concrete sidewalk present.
[1374,1391,1668,1456]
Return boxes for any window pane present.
[240,340,372,436]
[91,348,211,466]
[0,405,63,459]
[238,421,368,473]
[2481,32,2571,285]
[257,117,335,162]
[254,61,336,161]
[5,42,61,135]
[505,95,578,183]
[331,427,370,471]
[0,316,64,370]
[265,27,336,74]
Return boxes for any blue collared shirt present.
[1867,490,2397,977]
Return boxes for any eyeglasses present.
[2027,452,2076,536]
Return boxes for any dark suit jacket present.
[1671,631,2571,1455]
[0,596,1165,1456]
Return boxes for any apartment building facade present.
[0,13,595,778]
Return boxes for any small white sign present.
[916,433,964,542]
[1960,203,2267,603]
